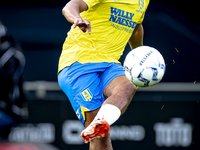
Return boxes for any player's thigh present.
[103,75,136,99]
[100,62,135,99]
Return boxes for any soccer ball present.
[123,46,165,87]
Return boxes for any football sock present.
[94,104,121,125]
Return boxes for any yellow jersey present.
[58,0,150,72]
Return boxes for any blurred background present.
[0,0,200,150]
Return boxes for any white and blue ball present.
[123,46,165,87]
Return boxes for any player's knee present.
[124,81,136,98]
[120,82,136,114]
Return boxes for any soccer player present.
[58,0,149,149]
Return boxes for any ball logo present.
[137,69,150,86]
[159,63,165,69]
[150,67,158,81]
[139,50,153,66]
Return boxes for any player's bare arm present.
[128,23,144,49]
[62,0,91,34]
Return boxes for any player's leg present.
[89,132,113,150]
[81,78,135,150]
[58,62,114,149]
[103,75,136,114]
[82,75,135,150]
[84,109,113,150]
[100,63,136,115]
[93,63,136,122]
[81,63,136,146]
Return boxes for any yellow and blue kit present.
[58,0,149,125]
[58,0,149,72]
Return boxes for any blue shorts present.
[58,62,125,125]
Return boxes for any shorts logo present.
[81,88,93,101]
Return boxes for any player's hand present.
[74,17,91,34]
